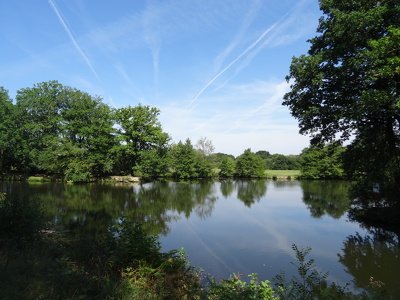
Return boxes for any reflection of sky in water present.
[159,180,368,287]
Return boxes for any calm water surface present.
[2,180,399,295]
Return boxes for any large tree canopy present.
[284,0,400,144]
[283,0,400,207]
[114,105,170,175]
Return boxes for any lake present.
[2,179,399,296]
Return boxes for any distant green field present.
[264,170,300,177]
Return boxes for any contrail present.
[48,0,101,82]
[184,1,305,112]
[187,221,235,274]
[183,23,277,112]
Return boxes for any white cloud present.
[160,79,309,156]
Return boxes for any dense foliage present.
[0,81,311,181]
[255,151,301,170]
[114,105,170,177]
[235,149,267,178]
[0,82,169,180]
[218,156,236,177]
[300,143,345,179]
[283,1,400,210]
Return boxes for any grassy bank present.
[264,170,300,179]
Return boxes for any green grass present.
[264,170,300,178]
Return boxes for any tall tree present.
[283,1,400,207]
[61,87,116,179]
[15,81,116,179]
[133,132,171,178]
[114,105,169,175]
[195,137,215,157]
[194,137,215,178]
[15,81,65,173]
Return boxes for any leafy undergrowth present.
[1,236,385,299]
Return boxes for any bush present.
[219,156,236,178]
[207,273,276,299]
[235,149,266,178]
[300,143,345,179]
[273,244,354,300]
[123,248,204,299]
[64,161,92,182]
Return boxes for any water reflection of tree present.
[192,181,218,220]
[339,231,400,298]
[235,180,267,207]
[271,180,299,189]
[28,181,218,237]
[300,181,351,219]
[220,180,235,198]
[128,181,218,235]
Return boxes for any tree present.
[235,149,266,178]
[133,132,171,178]
[195,136,215,157]
[218,156,236,178]
[170,139,198,179]
[114,105,169,175]
[210,152,235,165]
[255,150,271,160]
[194,137,215,178]
[255,151,301,170]
[268,154,289,170]
[15,81,65,174]
[286,155,302,170]
[61,88,116,178]
[255,150,271,169]
[283,1,400,207]
[300,143,345,179]
[15,81,116,179]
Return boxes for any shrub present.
[235,149,266,178]
[219,156,236,178]
[207,273,276,299]
[273,244,354,300]
[64,161,92,182]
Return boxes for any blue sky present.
[1,0,322,156]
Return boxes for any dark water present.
[2,180,399,295]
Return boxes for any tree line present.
[0,81,311,181]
